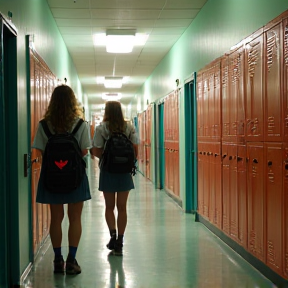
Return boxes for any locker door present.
[197,72,204,141]
[208,143,215,223]
[208,67,214,139]
[214,142,222,229]
[283,145,288,279]
[203,73,209,138]
[245,29,264,141]
[265,143,283,275]
[203,143,210,219]
[283,19,288,142]
[197,142,204,216]
[237,144,247,248]
[229,144,238,242]
[214,62,222,140]
[264,21,283,142]
[222,143,230,234]
[247,143,265,262]
[222,55,230,141]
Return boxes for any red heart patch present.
[55,160,68,169]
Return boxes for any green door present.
[184,73,198,212]
[0,15,19,287]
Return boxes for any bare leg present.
[67,202,84,247]
[103,192,116,230]
[116,191,129,235]
[49,204,64,248]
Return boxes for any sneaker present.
[53,256,65,274]
[106,235,116,250]
[66,258,81,275]
[113,240,123,256]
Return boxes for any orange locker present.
[209,142,222,228]
[222,143,230,234]
[283,144,288,279]
[229,45,245,142]
[264,19,283,142]
[208,143,215,223]
[197,72,204,140]
[197,142,204,216]
[221,55,230,140]
[214,143,222,229]
[228,144,238,242]
[247,143,265,262]
[237,144,247,248]
[214,62,222,140]
[283,18,288,142]
[203,72,209,138]
[202,144,210,219]
[264,143,283,275]
[245,29,264,142]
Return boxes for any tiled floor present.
[22,159,276,288]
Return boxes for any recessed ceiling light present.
[102,93,122,101]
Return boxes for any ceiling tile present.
[51,8,91,18]
[159,9,200,19]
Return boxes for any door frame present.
[0,13,19,287]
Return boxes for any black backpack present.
[40,119,86,193]
[99,132,136,175]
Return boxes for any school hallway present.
[21,159,275,288]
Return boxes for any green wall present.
[131,0,288,208]
[0,0,83,284]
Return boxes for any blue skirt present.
[98,170,134,192]
[36,169,91,204]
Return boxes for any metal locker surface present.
[264,20,283,142]
[208,143,216,223]
[247,142,265,262]
[197,142,204,216]
[222,142,230,235]
[245,29,264,142]
[214,61,222,140]
[228,144,238,242]
[282,144,288,279]
[264,142,283,275]
[197,72,204,140]
[222,55,230,141]
[203,143,210,220]
[283,18,288,142]
[237,144,248,249]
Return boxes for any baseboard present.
[196,213,288,288]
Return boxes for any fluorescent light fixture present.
[106,29,135,53]
[104,77,123,88]
[93,30,149,53]
[102,93,122,101]
[96,76,129,88]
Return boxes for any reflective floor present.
[22,159,276,288]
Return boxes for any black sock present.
[110,229,117,238]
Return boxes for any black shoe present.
[66,257,81,275]
[106,234,116,250]
[113,240,123,256]
[53,255,65,274]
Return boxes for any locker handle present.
[237,156,243,162]
[252,158,258,164]
[199,152,202,155]
[285,164,288,170]
[207,152,212,156]
[267,161,272,166]
[214,153,219,157]
[31,157,39,164]
[203,152,206,155]
[222,154,227,159]
[229,156,233,160]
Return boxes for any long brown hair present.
[103,101,126,132]
[44,85,82,132]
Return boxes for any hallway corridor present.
[22,159,276,288]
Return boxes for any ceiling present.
[46,0,208,115]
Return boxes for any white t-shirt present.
[93,121,138,148]
[32,119,91,151]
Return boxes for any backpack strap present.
[72,119,84,135]
[40,119,53,138]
